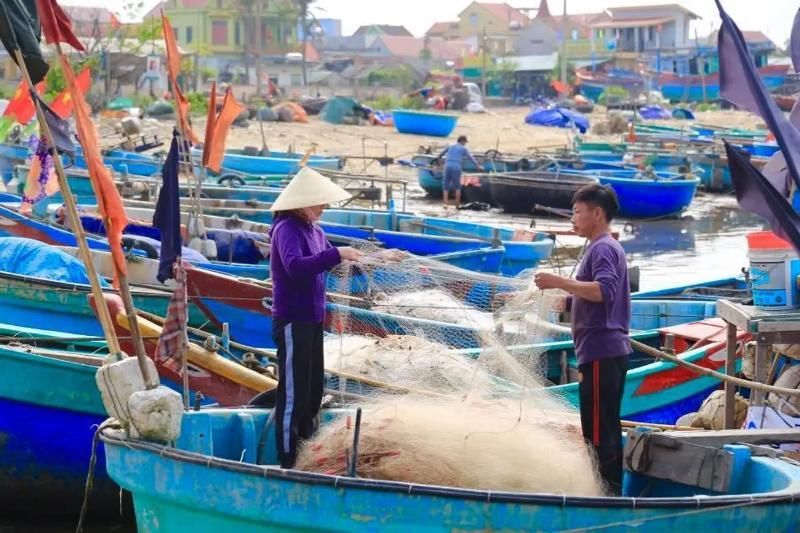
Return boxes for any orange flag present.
[161,11,198,143]
[202,81,217,167]
[49,67,91,119]
[206,87,245,173]
[4,79,45,125]
[58,54,129,284]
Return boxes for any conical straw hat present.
[270,167,352,211]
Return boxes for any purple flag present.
[726,141,800,254]
[31,91,74,154]
[717,0,800,195]
[153,132,181,282]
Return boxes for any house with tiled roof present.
[353,25,413,38]
[426,21,462,41]
[589,3,701,53]
[454,2,531,54]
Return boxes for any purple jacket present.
[571,233,631,365]
[269,215,341,322]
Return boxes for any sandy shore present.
[122,107,765,185]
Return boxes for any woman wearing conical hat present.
[269,167,362,469]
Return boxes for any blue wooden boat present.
[122,204,555,276]
[100,407,800,531]
[0,141,30,182]
[596,172,700,218]
[191,147,343,175]
[657,64,788,103]
[392,109,458,137]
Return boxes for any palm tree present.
[296,0,315,87]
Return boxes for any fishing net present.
[296,239,605,495]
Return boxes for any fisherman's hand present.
[545,293,568,313]
[533,271,566,290]
[339,246,363,262]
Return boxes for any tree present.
[229,0,269,96]
[296,0,315,87]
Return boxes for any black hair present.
[572,183,620,222]
[457,135,468,143]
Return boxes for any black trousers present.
[273,319,324,468]
[578,355,629,494]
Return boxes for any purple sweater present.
[571,233,631,364]
[269,215,341,322]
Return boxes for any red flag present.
[3,80,45,125]
[161,11,198,143]
[36,0,86,52]
[49,67,91,119]
[110,13,121,30]
[206,87,245,173]
[58,55,128,284]
[202,81,217,167]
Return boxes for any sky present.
[62,0,798,47]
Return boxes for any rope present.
[630,339,800,397]
[75,418,119,533]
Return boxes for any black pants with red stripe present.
[578,355,629,495]
[273,319,325,469]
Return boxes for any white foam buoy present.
[95,356,159,426]
[128,386,184,442]
[188,236,204,253]
[202,238,218,259]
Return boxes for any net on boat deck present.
[295,241,605,496]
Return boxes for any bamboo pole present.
[55,45,157,389]
[631,338,800,397]
[13,49,121,357]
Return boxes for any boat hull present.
[101,407,800,532]
[489,172,598,213]
[597,176,699,218]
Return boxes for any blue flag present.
[717,0,800,195]
[726,142,800,254]
[153,132,181,282]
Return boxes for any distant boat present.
[656,64,789,103]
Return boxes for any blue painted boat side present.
[194,148,342,175]
[597,175,699,218]
[101,408,800,532]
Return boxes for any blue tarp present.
[524,107,590,133]
[0,237,108,285]
[206,228,268,264]
[639,105,672,120]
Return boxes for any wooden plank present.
[716,299,752,331]
[661,428,800,447]
[725,321,738,429]
[755,320,800,333]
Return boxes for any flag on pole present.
[161,11,198,143]
[717,0,800,195]
[58,54,129,284]
[156,261,188,364]
[35,0,85,51]
[0,0,49,84]
[202,81,217,168]
[3,78,45,125]
[31,91,74,153]
[206,87,245,173]
[110,12,121,31]
[153,133,182,282]
[726,142,800,254]
[49,67,90,119]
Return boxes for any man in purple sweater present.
[534,184,630,494]
[269,167,362,468]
